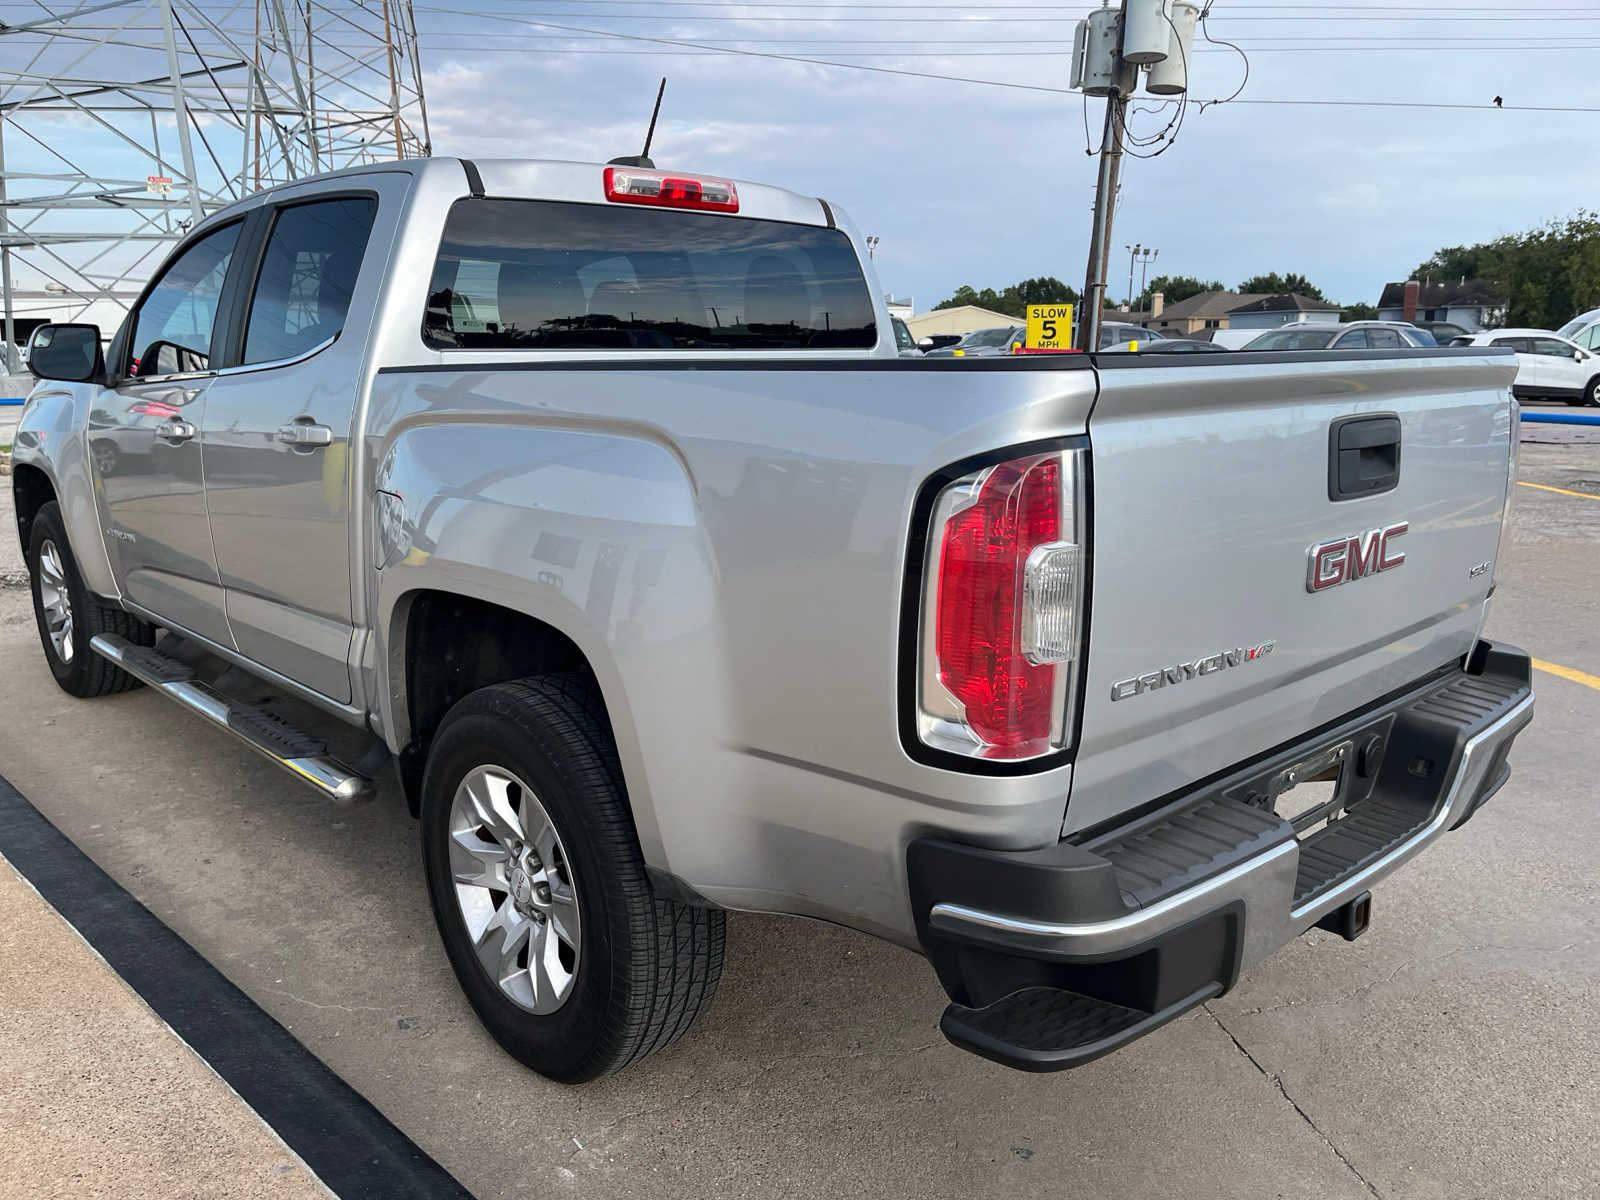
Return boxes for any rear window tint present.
[423,198,876,351]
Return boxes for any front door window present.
[124,223,241,377]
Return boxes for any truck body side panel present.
[11,382,122,598]
[365,361,1097,944]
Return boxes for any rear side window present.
[423,198,876,351]
[243,196,377,365]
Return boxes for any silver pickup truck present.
[12,157,1534,1082]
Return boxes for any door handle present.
[1328,414,1401,501]
[156,419,197,442]
[277,422,334,448]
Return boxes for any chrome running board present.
[90,634,376,804]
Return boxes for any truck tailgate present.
[1066,352,1516,834]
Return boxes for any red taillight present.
[603,166,739,213]
[916,448,1085,762]
[935,455,1060,751]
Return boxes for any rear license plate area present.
[1223,713,1396,836]
[1267,741,1354,837]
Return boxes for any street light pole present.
[1138,246,1159,304]
[1125,242,1141,309]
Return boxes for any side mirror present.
[28,323,104,383]
[917,337,934,349]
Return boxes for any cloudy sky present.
[411,0,1600,310]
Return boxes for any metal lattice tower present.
[0,0,430,364]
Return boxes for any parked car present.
[1205,328,1264,350]
[1095,321,1167,349]
[1244,321,1434,351]
[1554,307,1600,350]
[15,156,1533,1085]
[1409,319,1470,345]
[1102,338,1224,354]
[1453,328,1600,405]
[891,315,922,357]
[916,333,962,351]
[923,324,1024,357]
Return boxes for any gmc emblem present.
[1307,522,1408,592]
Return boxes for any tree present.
[1136,274,1224,310]
[1237,272,1327,301]
[1342,301,1378,322]
[1410,212,1600,329]
[933,276,1079,319]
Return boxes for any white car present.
[1243,321,1435,351]
[1555,308,1600,350]
[1453,328,1600,406]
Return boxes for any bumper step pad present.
[910,642,1535,1074]
[1293,663,1531,904]
[942,981,1221,1072]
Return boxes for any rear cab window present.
[423,199,877,352]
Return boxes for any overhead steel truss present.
[0,0,430,366]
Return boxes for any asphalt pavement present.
[0,443,1595,1200]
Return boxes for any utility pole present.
[1080,64,1133,351]
[1074,0,1196,350]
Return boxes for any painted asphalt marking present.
[1532,659,1600,693]
[1517,480,1600,501]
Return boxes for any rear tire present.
[1583,378,1600,407]
[27,501,154,697]
[421,676,724,1082]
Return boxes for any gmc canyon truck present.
[13,158,1534,1082]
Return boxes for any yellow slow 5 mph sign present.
[1025,303,1074,350]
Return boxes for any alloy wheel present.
[37,539,74,664]
[447,764,581,1014]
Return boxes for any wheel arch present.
[378,584,662,866]
[11,461,56,553]
[11,383,121,597]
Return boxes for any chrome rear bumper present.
[908,641,1535,1070]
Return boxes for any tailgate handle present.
[1328,414,1401,501]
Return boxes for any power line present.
[402,31,1600,45]
[407,0,1600,10]
[410,5,1600,111]
[404,7,1600,20]
[413,44,1600,55]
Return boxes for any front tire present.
[1583,378,1600,407]
[27,500,154,697]
[421,676,724,1082]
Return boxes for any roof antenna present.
[608,77,667,169]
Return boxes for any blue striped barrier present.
[0,397,26,406]
[1522,411,1600,426]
